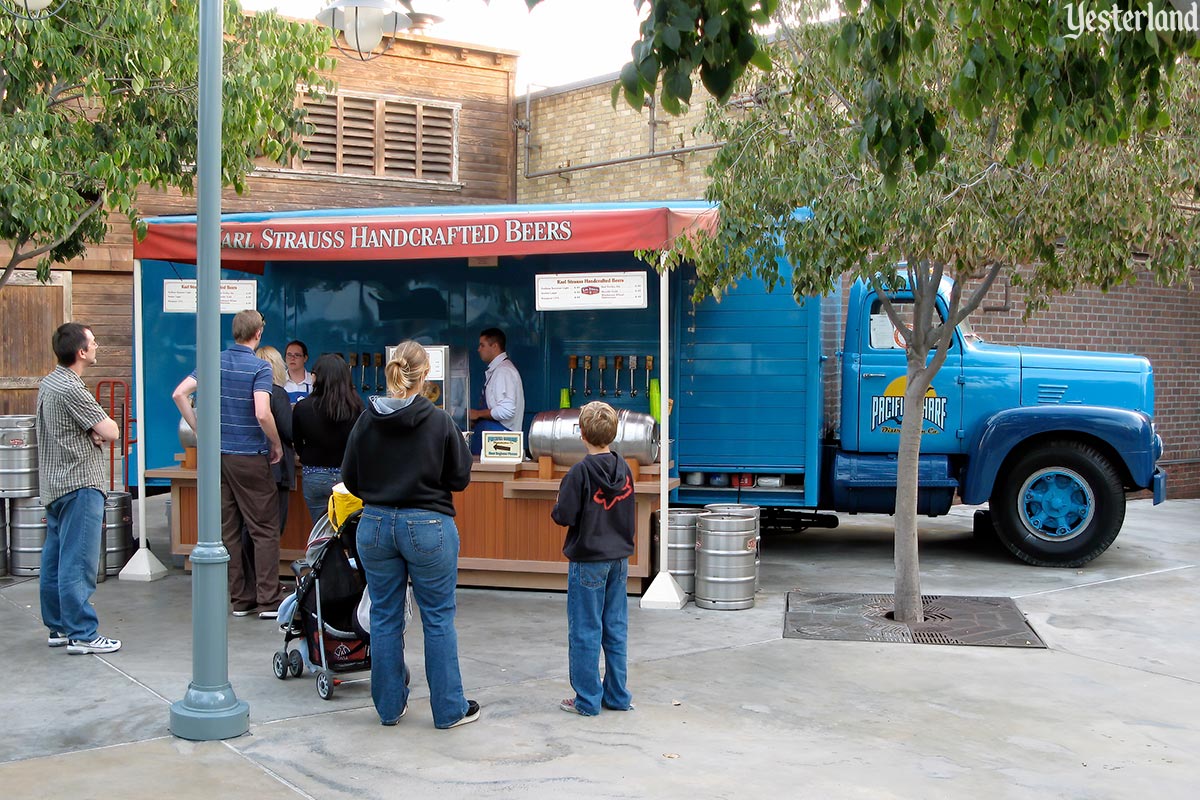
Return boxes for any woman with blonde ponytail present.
[341,341,478,729]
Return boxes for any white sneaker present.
[48,631,69,648]
[67,636,122,655]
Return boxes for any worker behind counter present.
[467,327,524,456]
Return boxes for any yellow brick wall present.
[515,78,716,203]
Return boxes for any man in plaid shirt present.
[37,323,123,655]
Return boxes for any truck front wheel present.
[991,441,1126,567]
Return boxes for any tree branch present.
[6,193,105,267]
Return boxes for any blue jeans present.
[301,468,341,526]
[567,558,632,715]
[40,487,105,642]
[357,506,470,727]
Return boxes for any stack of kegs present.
[1,416,39,577]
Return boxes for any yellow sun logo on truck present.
[870,377,947,434]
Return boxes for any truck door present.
[856,294,964,454]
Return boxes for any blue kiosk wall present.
[137,253,666,482]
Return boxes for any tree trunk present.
[893,353,932,623]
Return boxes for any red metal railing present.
[95,379,135,492]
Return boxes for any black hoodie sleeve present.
[340,416,365,496]
[551,464,585,528]
[441,416,473,492]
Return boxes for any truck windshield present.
[958,317,983,343]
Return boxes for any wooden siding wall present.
[0,31,517,420]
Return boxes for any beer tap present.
[628,355,638,397]
[598,355,607,397]
[361,351,371,392]
[645,355,654,395]
[348,352,358,388]
[613,355,623,397]
[374,353,384,392]
[568,355,578,397]
[583,355,592,397]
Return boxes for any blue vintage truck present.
[671,267,1166,567]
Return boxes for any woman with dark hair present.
[293,354,364,524]
[342,340,476,729]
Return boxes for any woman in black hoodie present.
[341,341,478,729]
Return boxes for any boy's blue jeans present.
[567,558,633,715]
[356,505,470,728]
[40,487,105,642]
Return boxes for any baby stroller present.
[272,509,371,700]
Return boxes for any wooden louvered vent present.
[298,91,458,182]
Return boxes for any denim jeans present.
[40,487,105,642]
[566,558,632,715]
[302,468,341,526]
[357,505,470,727]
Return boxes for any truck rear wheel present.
[991,441,1125,567]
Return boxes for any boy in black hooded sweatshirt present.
[551,401,636,715]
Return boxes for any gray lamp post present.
[168,0,249,740]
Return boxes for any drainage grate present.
[782,591,1045,648]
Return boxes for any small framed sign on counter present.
[480,431,524,464]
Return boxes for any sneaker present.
[445,700,481,728]
[382,705,409,727]
[257,604,280,620]
[67,636,121,655]
[48,631,69,648]
[231,602,257,617]
[559,698,588,715]
[602,701,635,711]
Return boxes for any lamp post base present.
[170,691,249,741]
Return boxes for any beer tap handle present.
[598,356,607,397]
[645,355,654,394]
[613,355,623,397]
[374,352,384,392]
[629,355,638,397]
[568,355,578,397]
[361,352,371,391]
[583,355,592,397]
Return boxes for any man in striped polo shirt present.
[37,323,123,655]
[173,310,286,619]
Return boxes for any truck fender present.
[961,406,1160,505]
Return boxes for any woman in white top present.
[284,339,314,404]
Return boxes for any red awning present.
[133,205,718,270]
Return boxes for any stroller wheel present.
[272,650,288,680]
[288,649,305,677]
[316,670,335,700]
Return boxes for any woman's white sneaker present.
[67,636,122,655]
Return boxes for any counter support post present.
[641,255,685,609]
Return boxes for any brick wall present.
[516,77,716,203]
[516,79,1200,498]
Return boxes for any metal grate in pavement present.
[783,591,1045,648]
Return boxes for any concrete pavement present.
[1,496,1197,799]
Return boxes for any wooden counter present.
[455,459,676,594]
[147,459,316,576]
[150,456,677,593]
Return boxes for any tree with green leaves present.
[627,0,1198,621]
[0,0,335,290]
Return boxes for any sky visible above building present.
[241,0,646,93]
